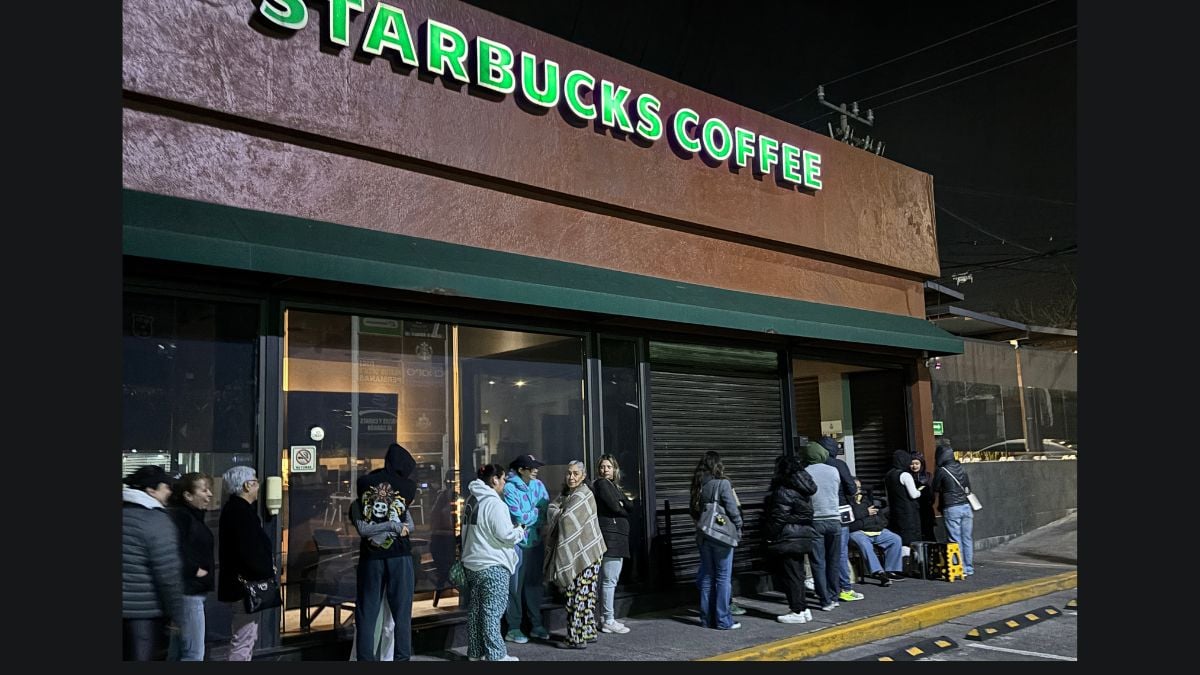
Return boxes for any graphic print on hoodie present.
[355,442,418,558]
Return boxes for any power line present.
[860,25,1075,103]
[874,39,1075,110]
[937,205,1046,255]
[768,0,1060,115]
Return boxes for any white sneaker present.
[601,620,630,634]
[801,609,813,622]
[776,612,809,624]
[804,577,815,591]
[494,655,520,661]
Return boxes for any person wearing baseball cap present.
[503,454,550,643]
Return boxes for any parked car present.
[977,438,1077,458]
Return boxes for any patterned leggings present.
[564,560,601,646]
[465,565,512,661]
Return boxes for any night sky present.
[463,0,1077,326]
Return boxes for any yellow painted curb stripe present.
[700,570,1077,661]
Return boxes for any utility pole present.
[817,85,886,156]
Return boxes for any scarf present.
[543,483,607,590]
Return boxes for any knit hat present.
[123,465,174,491]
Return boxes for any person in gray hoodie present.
[122,465,185,661]
[462,463,527,661]
[803,442,847,611]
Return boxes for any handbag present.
[942,468,982,511]
[697,479,740,547]
[239,574,282,613]
[449,560,466,589]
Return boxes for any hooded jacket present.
[884,450,922,545]
[461,478,525,574]
[802,442,841,520]
[818,436,857,507]
[765,465,819,549]
[504,471,550,549]
[352,443,419,558]
[932,445,972,511]
[123,487,185,620]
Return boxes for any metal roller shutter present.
[848,370,907,495]
[649,342,785,583]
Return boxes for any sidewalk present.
[413,513,1078,661]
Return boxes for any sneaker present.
[874,571,893,587]
[839,589,864,601]
[504,630,529,644]
[529,627,550,640]
[730,603,747,616]
[776,612,809,624]
[801,609,813,622]
[494,655,520,662]
[886,571,906,580]
[804,577,815,591]
[721,622,742,630]
[819,602,838,611]
[468,656,482,661]
[601,620,630,634]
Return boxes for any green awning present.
[123,190,963,355]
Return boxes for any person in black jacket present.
[884,450,923,548]
[847,478,905,586]
[911,455,937,542]
[351,443,418,660]
[932,441,976,576]
[217,465,275,661]
[593,454,631,635]
[167,472,215,661]
[764,454,819,625]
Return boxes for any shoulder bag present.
[698,479,740,547]
[941,468,982,511]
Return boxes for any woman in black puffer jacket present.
[764,454,820,625]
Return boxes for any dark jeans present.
[123,617,168,661]
[810,519,842,605]
[505,544,546,634]
[356,556,414,661]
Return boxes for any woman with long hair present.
[911,455,937,542]
[544,460,607,649]
[593,454,631,634]
[167,472,215,661]
[688,451,743,630]
[461,463,527,661]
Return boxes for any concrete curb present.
[700,570,1078,661]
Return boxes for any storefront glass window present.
[599,337,645,583]
[282,310,452,635]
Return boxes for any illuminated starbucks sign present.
[257,0,823,190]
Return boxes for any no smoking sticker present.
[291,445,317,473]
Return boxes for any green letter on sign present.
[599,80,634,132]
[363,3,418,66]
[757,135,779,175]
[702,118,732,161]
[259,0,308,30]
[564,69,597,120]
[520,53,559,107]
[779,143,802,185]
[328,0,364,46]
[733,127,756,168]
[635,94,663,141]
[476,37,515,94]
[803,150,823,189]
[425,19,470,83]
[672,108,701,153]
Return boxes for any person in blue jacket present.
[503,454,551,643]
